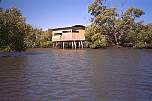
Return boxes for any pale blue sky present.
[0,0,152,30]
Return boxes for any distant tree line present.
[0,7,52,52]
[85,0,152,49]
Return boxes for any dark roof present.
[52,25,85,31]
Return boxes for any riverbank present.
[1,47,152,58]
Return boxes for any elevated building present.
[52,25,85,48]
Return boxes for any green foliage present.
[0,7,53,51]
[130,24,152,48]
[133,42,145,48]
[124,7,145,18]
[85,24,107,48]
[25,28,52,48]
[0,7,27,51]
[88,0,119,45]
[89,36,107,49]
[40,41,53,48]
[86,0,152,49]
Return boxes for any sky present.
[0,0,152,30]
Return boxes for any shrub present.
[133,42,145,48]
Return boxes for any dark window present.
[62,31,71,33]
[54,33,62,35]
[72,30,79,33]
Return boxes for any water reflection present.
[0,48,152,101]
[0,57,28,100]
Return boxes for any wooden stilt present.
[59,42,61,48]
[63,42,64,49]
[68,42,70,48]
[74,41,76,48]
[79,41,81,48]
[55,42,57,48]
[53,43,55,48]
[81,41,83,48]
[72,41,74,48]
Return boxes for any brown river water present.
[0,48,152,101]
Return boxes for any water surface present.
[0,48,152,101]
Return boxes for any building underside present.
[53,40,85,49]
[52,25,85,48]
